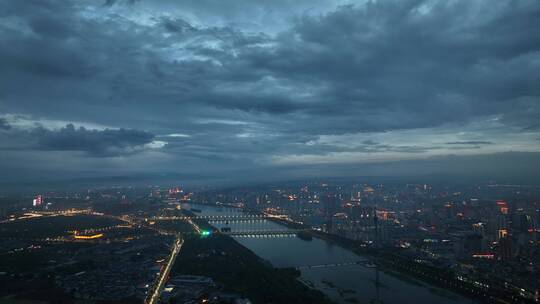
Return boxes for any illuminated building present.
[321,193,339,232]
[331,212,348,233]
[497,200,509,215]
[32,195,43,207]
[472,253,495,259]
[376,210,389,221]
[363,186,375,194]
[168,187,184,200]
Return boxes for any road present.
[185,217,202,233]
[144,210,203,303]
[146,236,183,304]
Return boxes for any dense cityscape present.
[2,0,540,303]
[1,180,539,303]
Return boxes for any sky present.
[1,0,540,185]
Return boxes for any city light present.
[74,233,104,239]
[200,230,211,236]
[3,0,540,303]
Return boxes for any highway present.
[146,236,183,304]
[185,217,202,233]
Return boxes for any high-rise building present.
[373,209,379,247]
[464,234,483,255]
[321,193,338,217]
[321,193,339,232]
[499,236,513,261]
[32,195,43,207]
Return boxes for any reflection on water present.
[182,203,477,304]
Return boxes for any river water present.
[183,203,477,304]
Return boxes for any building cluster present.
[195,182,540,301]
[2,182,539,303]
[161,275,251,304]
[55,237,171,301]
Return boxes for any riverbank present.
[265,217,491,303]
[308,230,535,304]
[172,234,333,304]
[184,204,483,303]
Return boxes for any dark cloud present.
[33,124,155,156]
[0,118,11,130]
[3,0,539,133]
[445,141,494,145]
[161,17,197,33]
[362,140,379,146]
[522,124,540,131]
[308,143,443,155]
[0,0,539,184]
[251,0,540,132]
[0,123,155,157]
[296,152,540,184]
[103,0,140,7]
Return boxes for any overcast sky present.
[1,0,540,185]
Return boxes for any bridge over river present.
[221,229,307,237]
[293,260,373,270]
[177,202,477,304]
[151,214,274,222]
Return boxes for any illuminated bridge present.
[151,214,276,221]
[221,229,305,237]
[293,260,373,270]
[206,218,269,223]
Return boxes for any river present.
[183,203,478,304]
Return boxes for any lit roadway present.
[146,236,183,304]
[185,217,202,233]
[145,210,201,303]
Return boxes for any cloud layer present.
[0,121,156,156]
[0,0,539,184]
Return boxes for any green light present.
[201,230,211,236]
